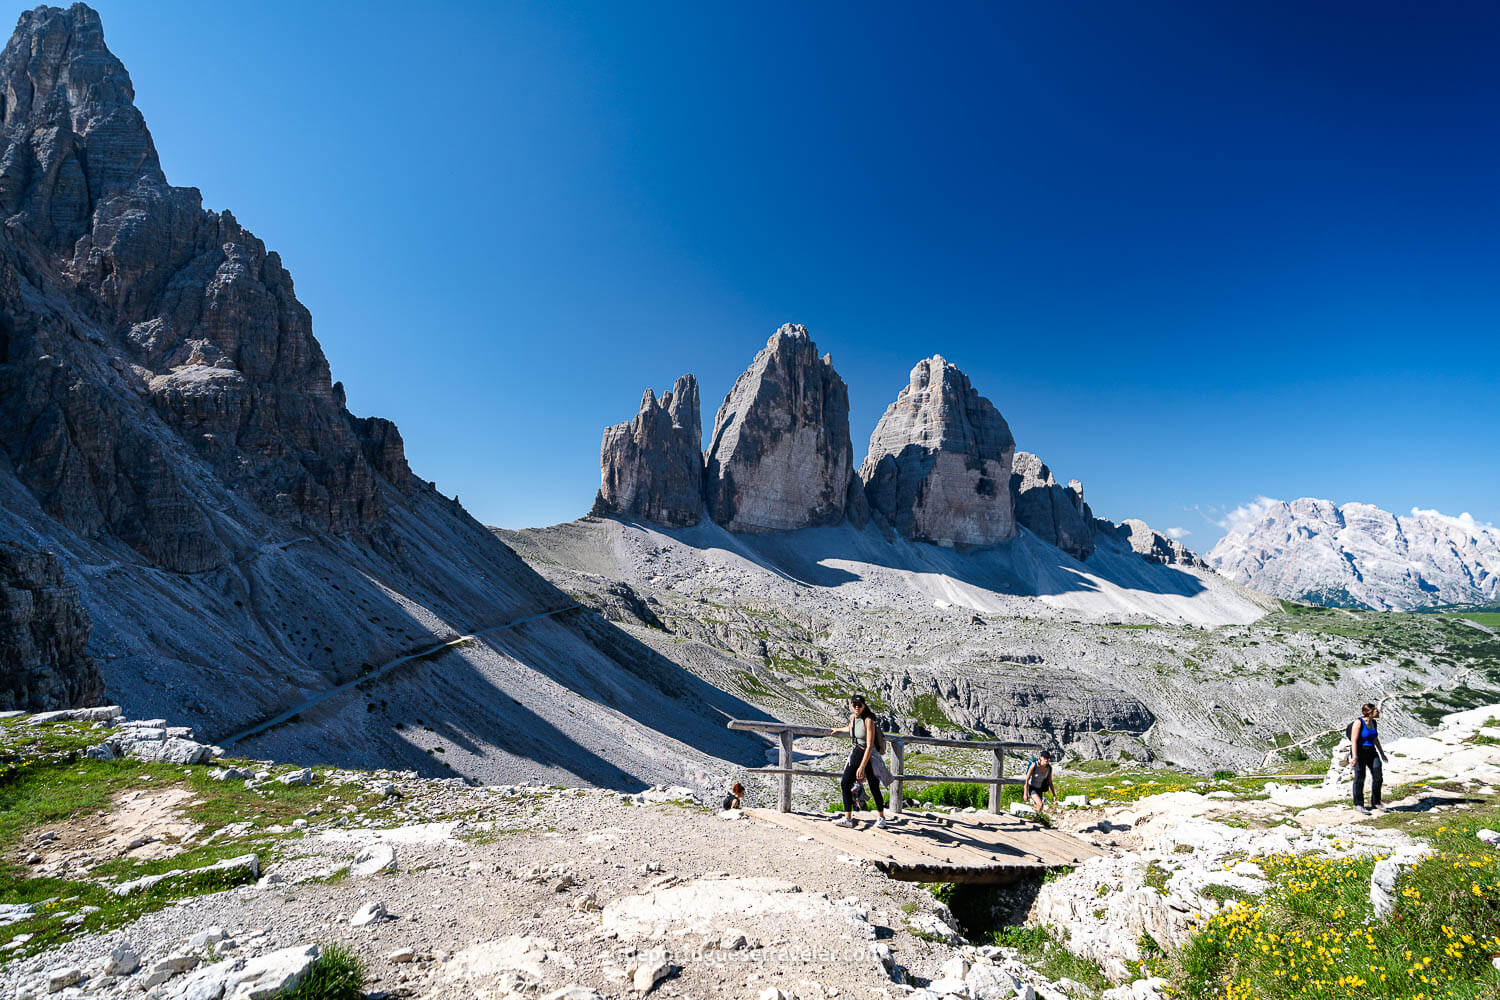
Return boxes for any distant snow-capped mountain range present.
[1206,498,1500,611]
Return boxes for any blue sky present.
[81,0,1500,547]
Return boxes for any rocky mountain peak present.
[860,356,1017,547]
[1,4,164,231]
[0,2,423,576]
[593,374,704,527]
[703,324,852,533]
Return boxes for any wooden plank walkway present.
[747,808,1109,884]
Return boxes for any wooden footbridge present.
[728,720,1109,884]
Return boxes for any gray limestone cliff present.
[704,325,853,533]
[0,541,103,710]
[592,375,703,527]
[0,4,414,576]
[860,356,1017,548]
[1011,452,1095,561]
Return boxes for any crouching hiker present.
[826,695,892,830]
[721,782,745,811]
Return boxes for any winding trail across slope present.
[215,604,581,747]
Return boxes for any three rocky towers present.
[592,323,1160,564]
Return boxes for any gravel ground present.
[2,780,1016,1000]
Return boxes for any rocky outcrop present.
[860,357,1016,548]
[592,375,703,527]
[1207,498,1500,610]
[1098,519,1207,569]
[0,542,103,711]
[0,4,411,576]
[1011,452,1095,561]
[885,667,1154,754]
[704,325,852,533]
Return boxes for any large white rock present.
[630,950,670,994]
[228,944,320,999]
[350,843,396,877]
[445,935,574,982]
[602,878,839,939]
[103,942,139,976]
[349,900,388,927]
[964,962,1022,1000]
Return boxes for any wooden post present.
[891,740,905,815]
[777,729,794,813]
[989,747,1004,815]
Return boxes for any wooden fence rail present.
[727,719,1047,815]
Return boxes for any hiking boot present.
[831,817,855,828]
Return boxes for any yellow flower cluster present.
[1181,844,1500,1000]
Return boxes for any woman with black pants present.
[826,695,889,830]
[1349,702,1388,813]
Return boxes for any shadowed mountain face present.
[0,4,765,788]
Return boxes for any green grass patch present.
[1447,612,1500,628]
[0,721,391,966]
[285,942,366,1000]
[907,694,960,732]
[1199,883,1255,907]
[733,670,773,698]
[906,781,994,810]
[987,925,1113,993]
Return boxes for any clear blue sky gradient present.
[77,0,1500,545]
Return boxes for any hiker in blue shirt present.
[1349,702,1388,814]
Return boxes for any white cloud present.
[1164,526,1190,540]
[1409,507,1495,533]
[1215,496,1282,536]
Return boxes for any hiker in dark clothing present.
[721,782,745,811]
[1023,750,1059,811]
[825,695,891,830]
[1349,702,1388,813]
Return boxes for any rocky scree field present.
[494,516,1500,788]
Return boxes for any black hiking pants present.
[1353,746,1382,808]
[841,746,884,813]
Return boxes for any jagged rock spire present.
[1012,452,1095,560]
[0,3,414,573]
[593,375,704,527]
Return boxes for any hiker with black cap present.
[825,694,893,830]
[1022,750,1058,812]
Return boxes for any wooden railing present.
[727,719,1046,814]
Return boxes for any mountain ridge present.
[1207,497,1500,610]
